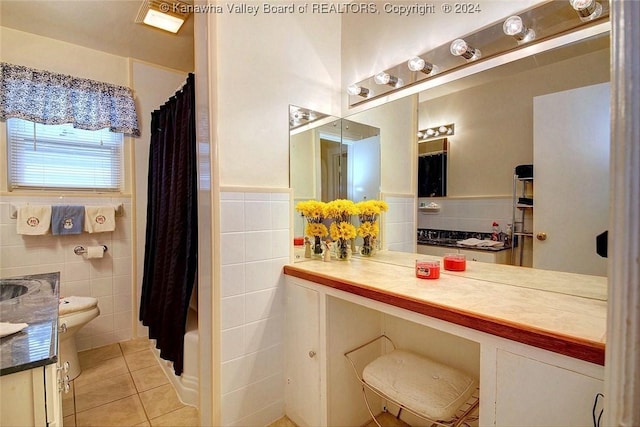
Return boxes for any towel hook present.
[73,245,108,255]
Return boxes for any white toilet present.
[58,296,100,380]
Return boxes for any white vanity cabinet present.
[0,363,63,427]
[284,282,322,427]
[493,349,604,427]
[284,255,606,427]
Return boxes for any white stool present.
[345,335,479,427]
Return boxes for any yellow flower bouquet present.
[295,200,328,256]
[355,200,388,256]
[324,199,358,260]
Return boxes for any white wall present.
[213,10,342,426]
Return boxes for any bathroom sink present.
[0,280,41,302]
[0,284,28,301]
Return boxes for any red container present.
[293,237,305,246]
[443,254,466,271]
[416,260,440,279]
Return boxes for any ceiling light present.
[450,39,481,61]
[347,84,371,98]
[569,0,603,22]
[135,0,189,34]
[374,72,403,88]
[503,16,536,43]
[407,57,436,75]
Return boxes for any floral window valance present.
[0,62,140,136]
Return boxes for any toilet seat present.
[59,296,98,316]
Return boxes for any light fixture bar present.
[418,124,455,141]
[346,1,609,107]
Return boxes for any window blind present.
[7,118,123,191]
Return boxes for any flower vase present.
[312,236,323,258]
[360,235,375,257]
[336,238,352,261]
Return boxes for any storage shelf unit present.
[511,166,533,266]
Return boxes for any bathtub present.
[151,306,199,407]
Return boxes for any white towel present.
[84,206,116,233]
[0,322,28,338]
[16,205,51,235]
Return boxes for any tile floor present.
[62,337,199,427]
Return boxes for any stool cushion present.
[362,349,477,421]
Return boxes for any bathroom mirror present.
[289,106,381,239]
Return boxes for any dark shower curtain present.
[140,73,197,376]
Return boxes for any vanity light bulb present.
[408,57,435,75]
[417,131,425,139]
[438,126,449,133]
[503,16,536,43]
[426,129,436,137]
[450,39,481,61]
[374,72,402,88]
[347,84,370,98]
[569,0,603,21]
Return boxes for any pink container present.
[416,260,440,279]
[443,253,466,271]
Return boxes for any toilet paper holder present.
[73,245,107,255]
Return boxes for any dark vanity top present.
[417,228,511,252]
[0,272,60,376]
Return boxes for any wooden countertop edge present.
[283,265,605,366]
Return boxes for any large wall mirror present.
[290,28,610,285]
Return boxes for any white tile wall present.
[417,197,517,234]
[384,194,416,253]
[220,190,289,426]
[0,195,133,350]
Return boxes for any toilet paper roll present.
[86,246,104,259]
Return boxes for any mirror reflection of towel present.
[51,205,85,235]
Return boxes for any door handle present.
[536,232,547,241]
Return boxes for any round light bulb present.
[426,129,436,137]
[347,84,362,96]
[570,0,594,10]
[439,126,448,133]
[450,39,469,56]
[408,56,435,75]
[503,16,536,43]
[503,16,524,36]
[569,0,602,21]
[417,131,425,139]
[374,72,390,85]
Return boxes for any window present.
[7,118,123,191]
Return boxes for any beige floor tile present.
[74,355,129,388]
[78,343,123,368]
[149,405,199,426]
[139,383,185,420]
[131,364,170,392]
[124,348,158,372]
[63,414,76,426]
[75,372,137,412]
[120,337,152,354]
[75,395,147,427]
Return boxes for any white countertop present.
[285,251,607,364]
